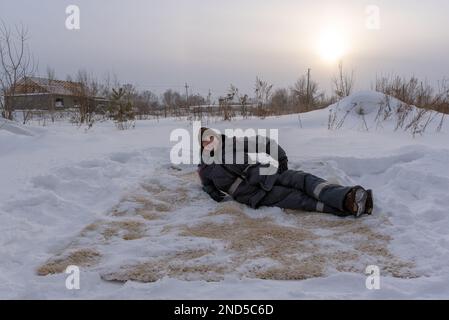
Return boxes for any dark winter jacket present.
[198,134,288,208]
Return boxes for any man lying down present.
[197,127,373,218]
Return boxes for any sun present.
[317,28,348,63]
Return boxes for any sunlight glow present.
[317,27,348,63]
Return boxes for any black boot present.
[365,190,373,215]
[344,186,369,218]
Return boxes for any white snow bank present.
[0,119,36,137]
[330,91,402,116]
[326,90,446,134]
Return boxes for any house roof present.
[6,77,110,104]
[17,77,83,95]
[10,77,83,96]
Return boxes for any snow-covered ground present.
[1,91,449,299]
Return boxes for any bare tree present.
[254,77,273,118]
[291,70,322,112]
[270,88,289,115]
[0,21,36,120]
[332,61,355,99]
[135,90,159,119]
[46,66,56,122]
[218,85,237,121]
[109,87,135,130]
[162,89,183,118]
[71,70,101,127]
[227,85,250,118]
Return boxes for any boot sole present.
[354,189,368,218]
[366,190,373,215]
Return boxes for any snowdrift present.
[326,91,446,134]
[0,119,35,137]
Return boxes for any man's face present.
[202,136,214,149]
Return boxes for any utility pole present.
[207,89,212,107]
[306,68,311,112]
[184,82,189,107]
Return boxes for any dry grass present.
[81,219,146,241]
[38,167,417,282]
[37,248,101,276]
[100,249,225,283]
[82,199,416,282]
[179,205,324,280]
[100,220,146,241]
[176,202,416,281]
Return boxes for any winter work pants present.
[258,170,353,216]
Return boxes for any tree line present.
[2,21,449,129]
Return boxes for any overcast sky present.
[2,0,449,97]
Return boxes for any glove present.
[203,185,225,202]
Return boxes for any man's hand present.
[203,185,226,202]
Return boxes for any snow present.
[1,91,449,299]
[0,118,37,136]
[327,90,445,134]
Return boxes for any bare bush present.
[254,77,273,118]
[218,85,237,121]
[133,90,159,120]
[291,69,323,112]
[162,89,184,118]
[332,62,355,99]
[109,87,136,130]
[375,75,449,115]
[271,88,289,115]
[69,70,104,128]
